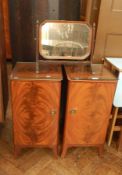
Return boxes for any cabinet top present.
[10,62,63,81]
[65,64,117,81]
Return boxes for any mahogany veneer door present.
[62,80,116,157]
[11,80,61,156]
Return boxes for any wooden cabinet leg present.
[98,145,104,157]
[14,146,22,158]
[52,146,58,158]
[61,145,68,158]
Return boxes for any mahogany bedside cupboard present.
[10,62,62,157]
[62,64,117,157]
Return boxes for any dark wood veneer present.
[0,0,8,122]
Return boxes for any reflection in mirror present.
[39,21,92,60]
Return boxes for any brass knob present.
[50,110,56,117]
[70,108,77,115]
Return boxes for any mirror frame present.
[39,20,92,60]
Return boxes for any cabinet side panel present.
[11,80,61,147]
[0,73,3,122]
[2,0,12,59]
[64,81,116,145]
[0,0,8,122]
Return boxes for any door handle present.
[70,108,77,116]
[50,109,57,117]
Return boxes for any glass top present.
[39,21,92,60]
[10,62,62,81]
[65,64,117,81]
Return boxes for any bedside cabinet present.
[10,62,62,157]
[62,64,117,157]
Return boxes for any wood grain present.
[62,79,116,157]
[80,0,88,20]
[11,79,61,156]
[0,138,122,175]
[10,63,62,156]
[2,0,12,59]
[0,0,8,122]
[0,72,4,122]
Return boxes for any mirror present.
[39,21,92,60]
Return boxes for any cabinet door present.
[64,81,116,145]
[11,81,61,147]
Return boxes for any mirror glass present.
[39,21,92,60]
